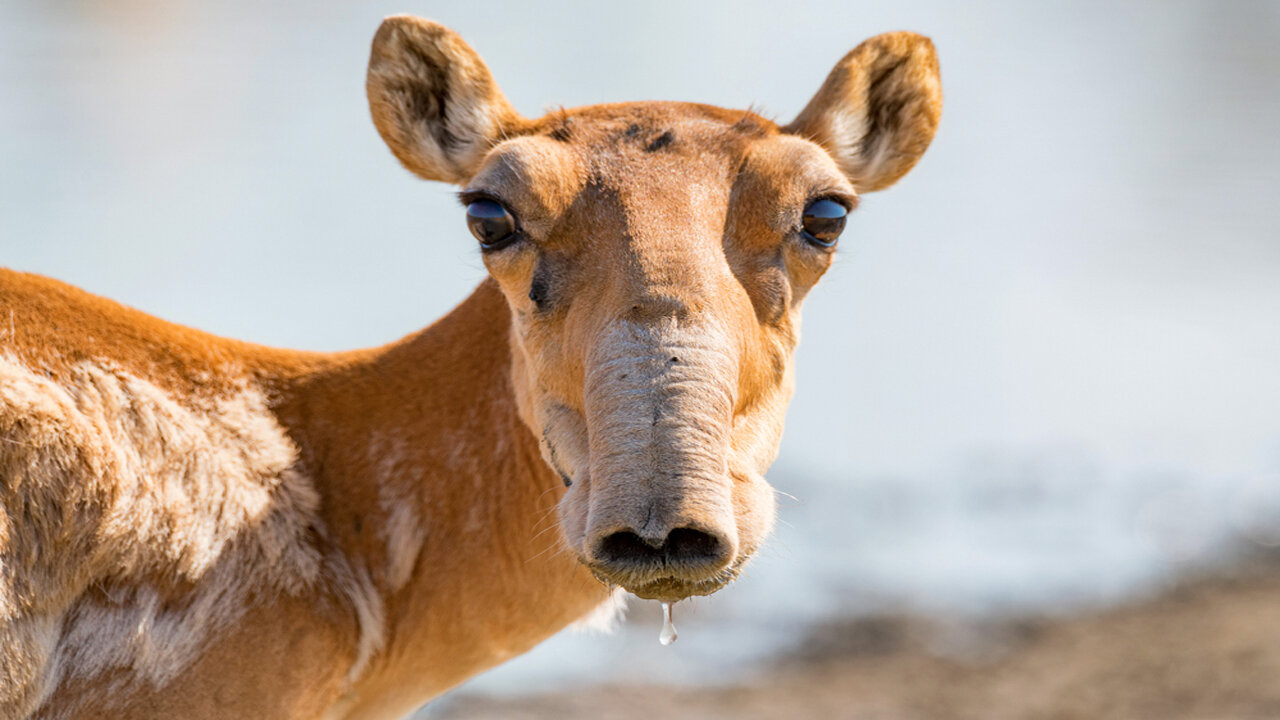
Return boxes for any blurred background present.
[3,1,1279,718]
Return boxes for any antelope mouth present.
[585,557,747,602]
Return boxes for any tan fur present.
[0,15,940,719]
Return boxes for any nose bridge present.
[606,169,732,324]
[581,317,740,549]
[574,169,749,578]
[616,235,720,323]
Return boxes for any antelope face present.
[366,16,941,601]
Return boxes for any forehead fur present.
[528,101,776,156]
[468,102,790,243]
[471,103,786,206]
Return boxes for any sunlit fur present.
[1,15,940,720]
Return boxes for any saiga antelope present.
[0,15,941,719]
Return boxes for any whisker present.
[773,488,802,504]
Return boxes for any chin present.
[586,557,748,603]
[625,577,731,602]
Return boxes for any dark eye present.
[466,199,520,250]
[801,198,848,248]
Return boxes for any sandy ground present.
[432,556,1280,720]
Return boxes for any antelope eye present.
[801,198,848,248]
[466,199,519,250]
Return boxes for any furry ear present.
[784,32,942,192]
[366,16,527,184]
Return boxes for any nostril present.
[595,527,728,570]
[597,531,659,565]
[664,527,724,564]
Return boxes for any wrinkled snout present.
[575,319,747,601]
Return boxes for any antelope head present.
[366,16,941,602]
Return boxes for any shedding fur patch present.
[0,355,329,716]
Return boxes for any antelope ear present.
[366,16,526,184]
[784,32,942,192]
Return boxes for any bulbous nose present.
[589,523,734,579]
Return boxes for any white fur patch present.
[828,106,894,191]
[0,355,329,713]
[328,555,386,686]
[569,587,628,634]
[370,433,428,593]
[380,498,426,593]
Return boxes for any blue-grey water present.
[2,0,1279,701]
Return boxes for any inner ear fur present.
[784,32,942,193]
[367,15,529,184]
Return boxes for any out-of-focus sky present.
[3,0,1279,696]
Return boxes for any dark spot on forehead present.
[531,103,780,160]
[548,124,572,143]
[645,130,675,152]
[544,108,574,143]
[731,110,772,138]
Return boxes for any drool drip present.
[659,602,678,646]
